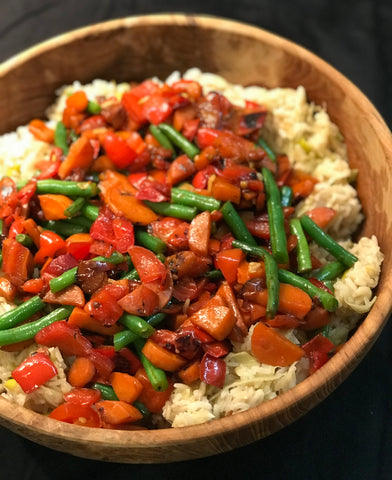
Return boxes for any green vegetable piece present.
[257,137,276,162]
[300,215,358,268]
[280,185,293,207]
[149,125,175,152]
[289,218,312,273]
[278,268,338,312]
[134,338,169,391]
[171,187,221,212]
[54,121,69,154]
[134,229,166,254]
[221,201,257,246]
[232,240,280,319]
[114,312,166,351]
[144,201,197,221]
[312,261,347,282]
[87,101,101,114]
[64,197,86,217]
[262,167,289,264]
[92,383,118,400]
[81,203,100,221]
[0,306,73,346]
[0,296,45,331]
[158,123,200,159]
[15,233,34,247]
[36,180,98,197]
[119,314,156,338]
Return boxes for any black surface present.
[0,1,391,479]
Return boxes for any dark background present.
[0,1,391,479]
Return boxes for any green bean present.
[15,233,34,247]
[312,261,347,282]
[171,187,221,212]
[121,268,140,281]
[280,185,293,207]
[149,125,175,152]
[203,269,224,281]
[134,229,166,254]
[36,180,98,197]
[0,219,3,235]
[66,215,93,229]
[156,253,166,263]
[64,197,86,217]
[262,167,289,264]
[54,121,69,154]
[0,306,73,346]
[144,201,197,221]
[277,268,338,312]
[41,220,86,237]
[113,312,166,351]
[87,100,101,114]
[257,137,276,162]
[290,218,312,273]
[0,296,45,331]
[133,400,150,418]
[300,215,358,268]
[232,240,280,319]
[92,383,118,400]
[134,338,169,391]
[158,123,200,159]
[49,266,78,293]
[119,313,156,338]
[81,203,100,221]
[49,252,127,293]
[221,201,257,246]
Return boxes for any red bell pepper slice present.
[302,334,335,374]
[90,206,115,244]
[35,320,93,357]
[64,387,102,406]
[49,402,101,428]
[44,253,79,276]
[35,230,66,265]
[200,353,226,388]
[112,217,135,253]
[12,352,58,393]
[202,341,231,358]
[84,285,125,326]
[2,237,33,287]
[196,127,220,149]
[103,132,137,169]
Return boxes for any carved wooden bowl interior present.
[0,14,391,463]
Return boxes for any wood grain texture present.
[0,14,391,463]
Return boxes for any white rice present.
[0,69,383,427]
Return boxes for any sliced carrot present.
[237,260,265,284]
[211,176,241,204]
[110,372,143,404]
[68,356,96,387]
[91,154,116,172]
[22,218,41,248]
[189,293,236,341]
[305,207,336,229]
[43,284,86,308]
[208,238,221,255]
[215,248,244,285]
[22,278,44,295]
[142,339,187,372]
[58,136,95,179]
[99,170,157,225]
[68,307,123,336]
[253,283,312,319]
[251,321,304,367]
[178,361,201,385]
[173,104,197,132]
[96,400,143,425]
[135,368,174,413]
[28,119,54,143]
[38,194,74,220]
[166,154,197,186]
[188,211,211,256]
[66,90,89,112]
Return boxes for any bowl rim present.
[0,13,391,459]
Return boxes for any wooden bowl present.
[0,14,391,463]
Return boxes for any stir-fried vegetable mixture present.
[0,76,361,429]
